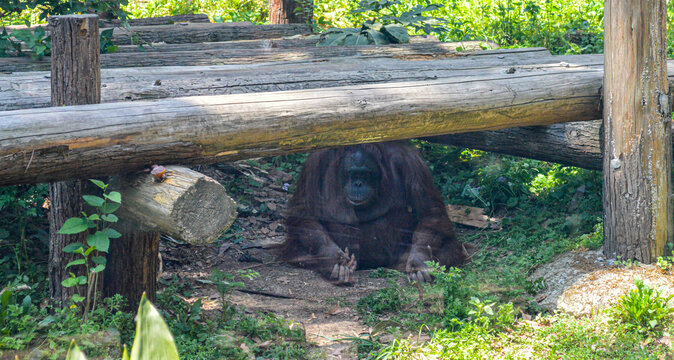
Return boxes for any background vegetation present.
[1,0,674,359]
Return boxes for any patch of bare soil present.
[157,163,410,359]
[529,247,674,317]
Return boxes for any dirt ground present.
[158,163,413,359]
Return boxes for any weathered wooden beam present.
[1,14,213,32]
[602,0,673,262]
[427,121,603,170]
[0,40,497,72]
[99,14,212,28]
[0,47,551,110]
[110,34,441,53]
[113,166,237,245]
[0,66,603,186]
[110,22,312,45]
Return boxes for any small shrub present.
[610,279,674,335]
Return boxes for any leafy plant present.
[0,25,50,58]
[208,268,258,319]
[317,0,448,46]
[610,278,674,335]
[100,28,118,54]
[1,0,128,24]
[655,243,674,272]
[351,0,448,35]
[65,293,180,360]
[58,179,122,321]
[317,23,408,46]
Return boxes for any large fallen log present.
[0,66,603,186]
[0,39,497,72]
[111,34,442,53]
[113,166,237,245]
[110,22,312,45]
[426,121,603,170]
[0,47,553,110]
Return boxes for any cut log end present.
[115,166,237,245]
[171,174,238,245]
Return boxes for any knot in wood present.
[610,158,621,170]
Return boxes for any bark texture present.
[269,0,313,24]
[603,0,673,261]
[0,39,496,72]
[103,222,159,308]
[48,14,100,305]
[428,121,603,170]
[0,64,603,186]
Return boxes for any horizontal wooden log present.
[0,40,497,73]
[0,47,552,110]
[114,166,237,245]
[110,22,312,45]
[0,66,603,186]
[426,121,603,170]
[111,34,442,53]
[100,14,212,28]
[0,14,213,32]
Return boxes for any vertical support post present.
[269,0,313,24]
[48,14,101,305]
[49,14,159,309]
[603,0,673,262]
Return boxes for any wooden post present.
[48,14,101,305]
[48,14,159,308]
[269,0,313,24]
[603,0,673,262]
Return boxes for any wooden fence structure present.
[0,2,671,305]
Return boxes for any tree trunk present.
[603,0,673,262]
[48,14,101,306]
[269,0,312,24]
[103,222,159,307]
[1,66,603,186]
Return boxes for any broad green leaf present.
[88,214,101,221]
[101,202,121,214]
[91,264,106,273]
[92,256,107,265]
[62,276,79,287]
[102,214,119,223]
[59,218,88,234]
[105,191,122,204]
[84,245,96,257]
[72,294,85,303]
[63,243,85,253]
[87,231,110,252]
[381,24,409,44]
[102,228,122,239]
[77,276,88,285]
[82,195,105,207]
[122,345,129,360]
[20,295,31,311]
[0,288,11,307]
[130,294,181,360]
[100,28,114,39]
[363,29,390,45]
[90,179,107,189]
[65,259,86,269]
[65,341,88,360]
